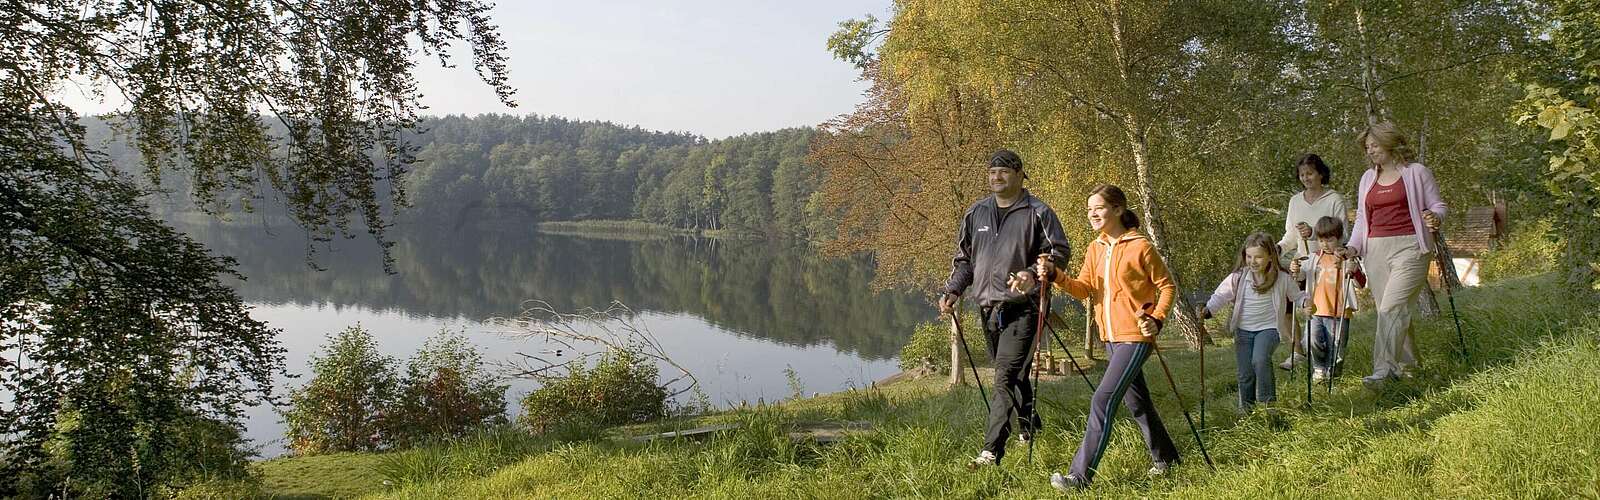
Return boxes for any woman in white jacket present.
[1278,153,1347,370]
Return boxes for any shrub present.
[1479,218,1559,283]
[282,325,399,455]
[518,350,668,434]
[898,317,987,372]
[387,330,510,447]
[14,406,258,499]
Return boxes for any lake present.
[176,222,929,457]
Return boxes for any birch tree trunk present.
[1109,1,1209,347]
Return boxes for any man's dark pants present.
[979,301,1040,459]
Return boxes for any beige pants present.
[1364,235,1431,378]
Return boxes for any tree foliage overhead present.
[815,0,1543,336]
[3,0,516,494]
[6,0,515,265]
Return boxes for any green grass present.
[255,452,391,499]
[258,273,1600,499]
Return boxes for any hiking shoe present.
[1148,460,1177,477]
[1050,472,1087,491]
[1278,353,1306,371]
[967,450,997,469]
[1017,413,1043,444]
[1361,374,1387,391]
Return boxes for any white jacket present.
[1205,270,1305,338]
[1280,190,1348,260]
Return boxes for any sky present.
[56,0,892,139]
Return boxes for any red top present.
[1366,177,1414,237]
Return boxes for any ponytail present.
[1120,210,1140,229]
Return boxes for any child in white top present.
[1200,232,1306,409]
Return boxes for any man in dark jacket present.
[939,149,1071,467]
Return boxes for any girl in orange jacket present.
[1025,184,1180,491]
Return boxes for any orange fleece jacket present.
[1050,229,1176,343]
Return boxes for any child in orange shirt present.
[1289,216,1363,380]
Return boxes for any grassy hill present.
[250,273,1600,499]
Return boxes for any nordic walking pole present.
[1037,256,1097,392]
[1328,258,1350,396]
[1196,311,1208,430]
[1286,253,1312,410]
[1432,228,1470,363]
[1145,321,1216,472]
[949,306,990,414]
[1044,322,1097,391]
[1298,241,1314,409]
[1027,277,1051,465]
[1306,304,1314,408]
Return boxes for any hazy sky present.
[57,1,891,139]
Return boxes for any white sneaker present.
[1278,353,1306,371]
[1312,368,1328,382]
[1361,373,1388,390]
[967,450,997,469]
[1050,472,1087,491]
[1148,460,1176,476]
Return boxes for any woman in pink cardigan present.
[1338,122,1446,388]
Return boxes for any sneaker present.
[1361,373,1387,391]
[1017,413,1043,444]
[1148,460,1177,477]
[1278,353,1306,371]
[967,450,997,469]
[1050,472,1087,491]
[1312,368,1329,382]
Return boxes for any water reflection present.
[186,223,927,359]
[178,223,929,456]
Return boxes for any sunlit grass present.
[258,274,1600,499]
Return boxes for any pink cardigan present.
[1348,162,1448,256]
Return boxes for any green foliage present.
[18,409,261,499]
[827,15,884,70]
[517,350,669,435]
[1479,218,1560,283]
[898,317,987,372]
[0,108,285,496]
[1513,0,1600,291]
[7,0,515,267]
[170,478,267,500]
[6,0,512,493]
[283,325,400,456]
[115,115,825,240]
[388,330,511,448]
